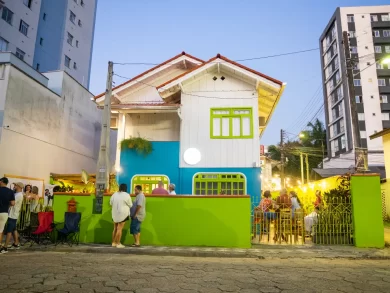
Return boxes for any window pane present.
[232,117,240,136]
[242,117,250,136]
[212,118,220,136]
[221,118,229,136]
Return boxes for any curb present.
[22,245,390,260]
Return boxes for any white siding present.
[179,72,259,168]
[125,113,180,142]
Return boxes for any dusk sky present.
[89,0,389,146]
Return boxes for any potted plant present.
[120,135,153,157]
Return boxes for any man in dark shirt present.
[0,177,15,251]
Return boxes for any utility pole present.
[280,129,285,189]
[300,153,304,185]
[342,31,361,149]
[95,61,114,214]
[305,153,310,184]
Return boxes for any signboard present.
[94,183,105,214]
[355,148,368,172]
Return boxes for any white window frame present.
[0,37,9,52]
[340,119,345,133]
[378,79,386,86]
[347,15,354,22]
[377,63,384,69]
[371,15,378,22]
[382,113,390,121]
[69,10,76,23]
[381,14,390,21]
[358,113,365,121]
[381,95,388,103]
[375,46,382,53]
[19,20,29,36]
[384,30,390,37]
[355,96,362,103]
[23,0,32,8]
[16,48,25,61]
[350,46,358,54]
[65,55,71,68]
[341,135,346,149]
[67,32,73,46]
[353,79,361,86]
[2,7,13,25]
[360,131,367,139]
[374,30,381,37]
[385,46,390,53]
[349,31,356,38]
[334,139,339,152]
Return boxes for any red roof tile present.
[156,53,283,90]
[94,52,204,99]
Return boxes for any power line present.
[113,48,319,66]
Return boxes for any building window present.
[332,108,337,120]
[354,79,361,86]
[353,63,359,70]
[0,37,9,51]
[39,38,43,46]
[76,40,79,47]
[73,62,77,69]
[347,15,354,22]
[81,0,85,6]
[335,70,341,83]
[67,32,73,45]
[43,13,46,21]
[336,86,343,99]
[65,55,71,68]
[377,63,384,69]
[382,113,390,120]
[78,19,82,27]
[385,46,390,53]
[2,7,14,25]
[371,15,378,22]
[19,20,29,36]
[378,79,386,86]
[350,46,358,54]
[381,95,388,103]
[131,175,169,194]
[384,30,390,37]
[16,48,25,61]
[23,0,32,8]
[341,135,346,149]
[340,119,345,133]
[338,102,343,116]
[358,113,365,121]
[210,108,253,139]
[375,46,382,53]
[36,63,40,71]
[360,131,367,139]
[193,173,246,195]
[374,30,380,37]
[349,31,356,38]
[333,140,339,152]
[381,15,390,21]
[355,96,362,103]
[69,10,76,23]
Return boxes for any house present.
[95,52,285,205]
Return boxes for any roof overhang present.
[98,103,180,114]
[157,54,285,138]
[369,128,390,140]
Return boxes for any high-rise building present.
[0,0,97,89]
[319,6,390,168]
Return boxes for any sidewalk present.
[25,243,390,259]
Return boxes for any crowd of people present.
[255,188,323,239]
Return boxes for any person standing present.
[151,181,168,195]
[0,177,15,251]
[168,184,176,195]
[2,182,24,253]
[130,185,146,247]
[110,184,133,248]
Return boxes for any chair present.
[55,212,81,247]
[30,212,54,246]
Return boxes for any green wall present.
[53,194,251,248]
[351,175,385,248]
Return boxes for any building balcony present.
[381,103,390,111]
[371,21,390,28]
[377,69,390,76]
[373,37,390,44]
[383,120,390,129]
[379,86,390,94]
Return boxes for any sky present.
[89,0,390,145]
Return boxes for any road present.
[1,251,390,293]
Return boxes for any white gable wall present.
[179,72,260,168]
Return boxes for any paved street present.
[1,251,390,293]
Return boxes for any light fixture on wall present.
[183,148,201,165]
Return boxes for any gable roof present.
[94,52,204,100]
[156,53,283,90]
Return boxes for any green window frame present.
[131,175,169,194]
[193,173,246,195]
[210,107,253,139]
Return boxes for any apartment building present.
[0,0,97,89]
[319,6,390,168]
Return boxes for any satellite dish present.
[81,169,89,184]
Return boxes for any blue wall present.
[118,141,261,206]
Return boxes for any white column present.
[115,113,126,173]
